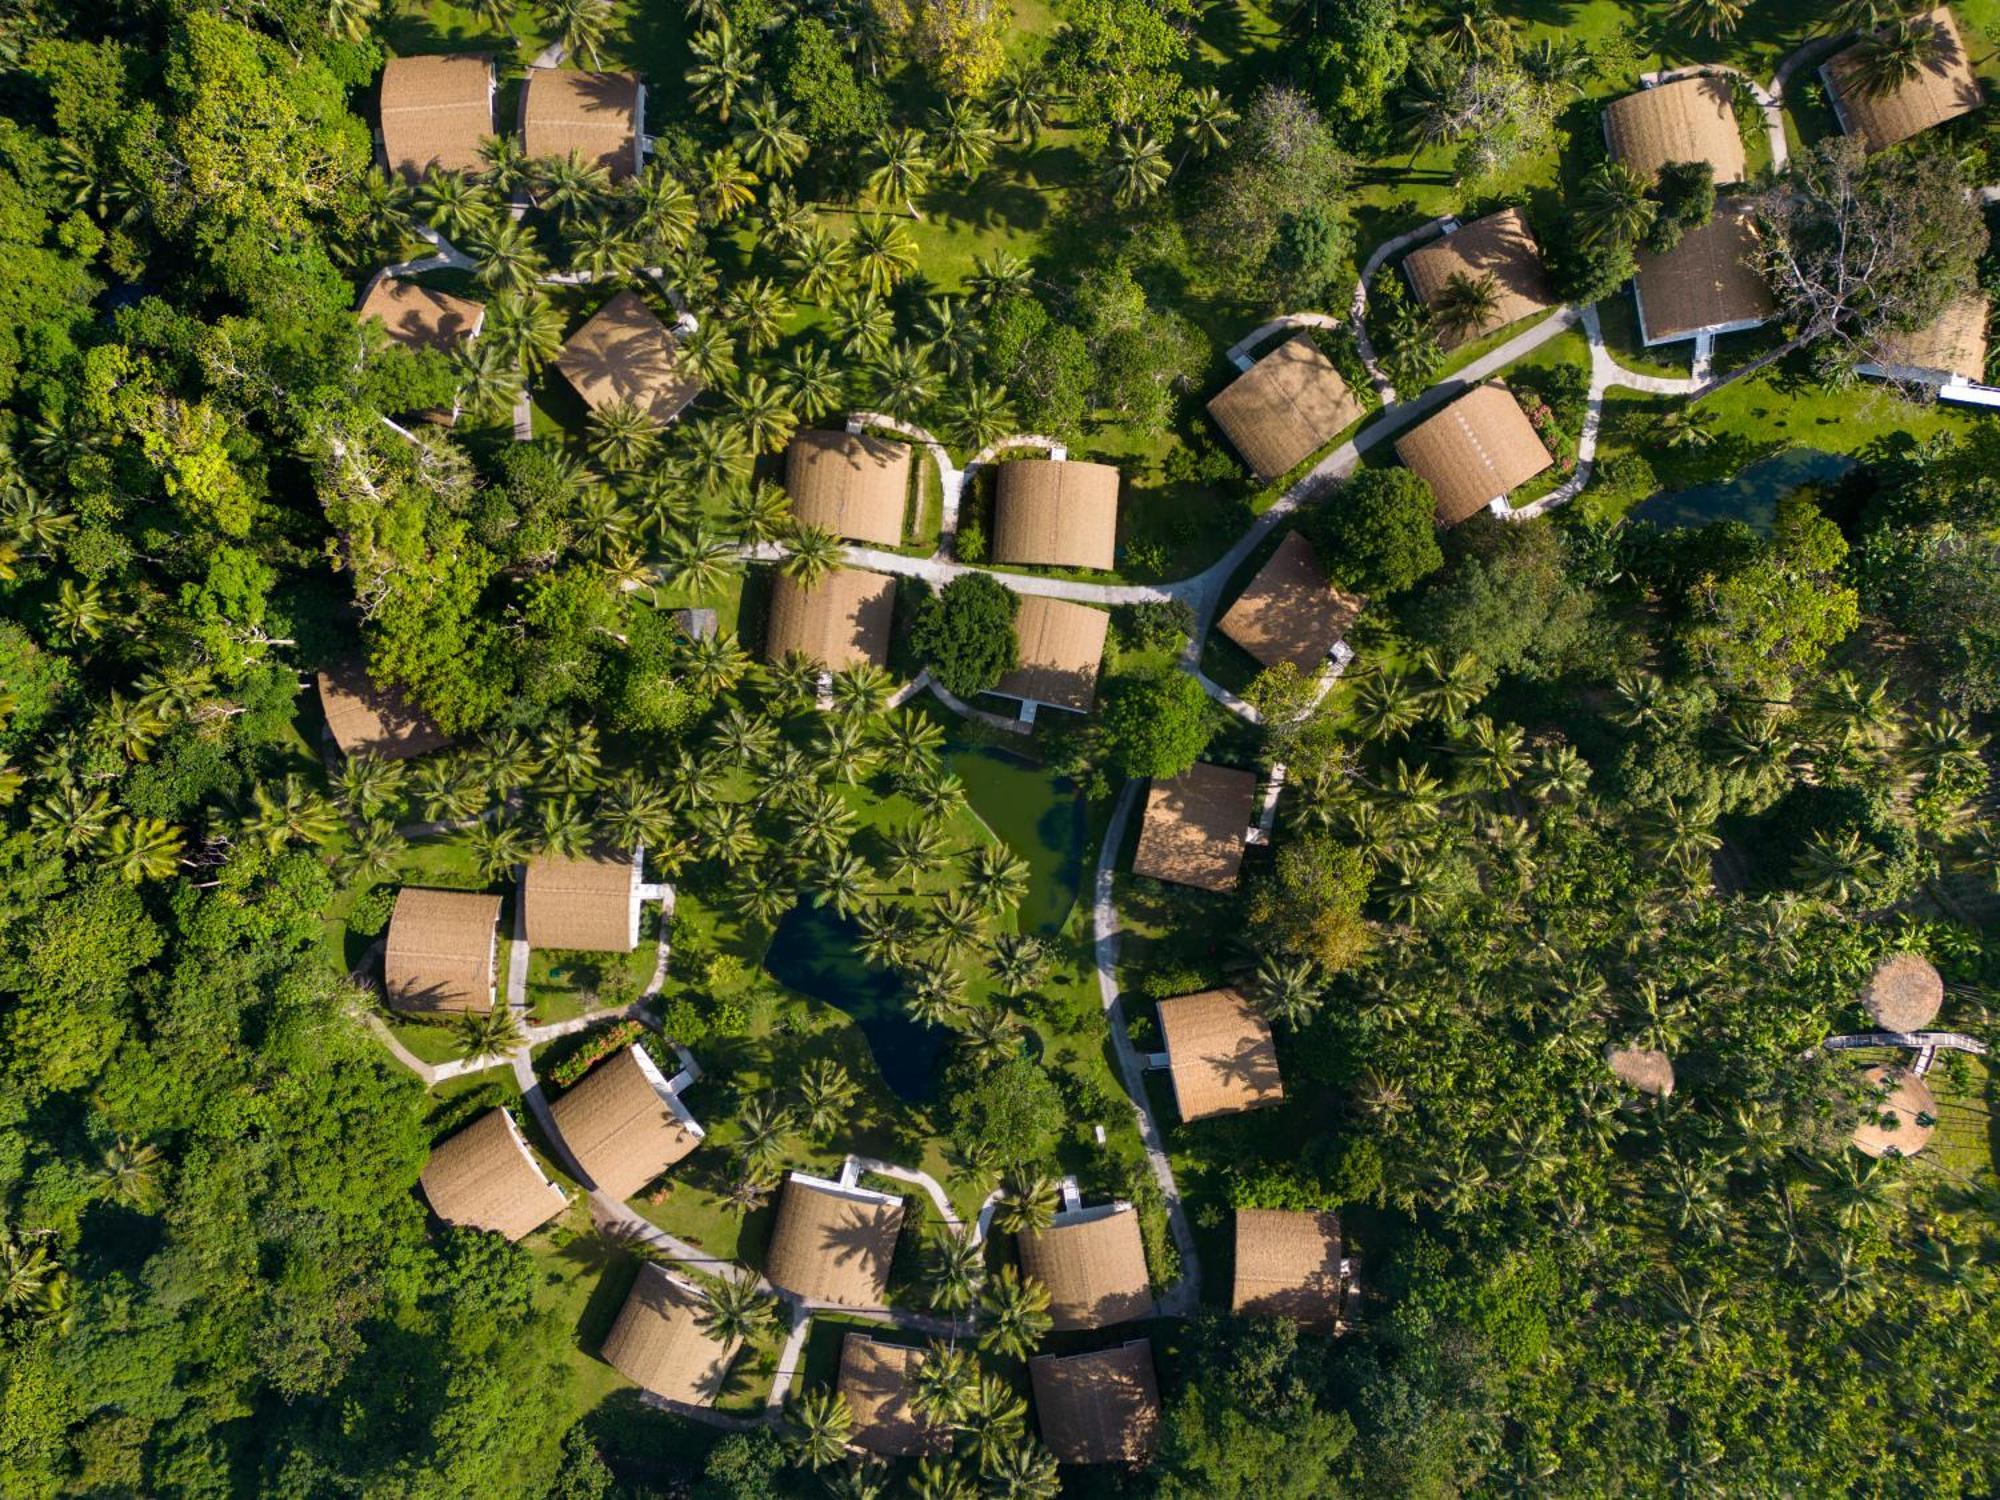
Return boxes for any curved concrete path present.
[1225,312,1347,373]
[1351,215,1456,405]
[848,410,964,549]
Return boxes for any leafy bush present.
[910,571,1019,697]
[1306,470,1443,596]
[347,884,396,938]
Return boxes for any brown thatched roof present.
[1216,530,1363,673]
[838,1334,948,1456]
[1826,7,1982,151]
[993,459,1119,571]
[764,1173,904,1307]
[384,887,502,1014]
[419,1109,567,1241]
[316,659,450,760]
[356,277,485,355]
[1606,1045,1677,1097]
[522,849,638,953]
[379,54,495,184]
[1392,384,1553,527]
[785,429,912,547]
[1131,762,1257,893]
[1030,1341,1162,1465]
[1019,1205,1154,1331]
[1603,75,1747,184]
[1402,208,1557,346]
[1852,1064,1937,1158]
[1862,952,1945,1032]
[555,290,701,424]
[1632,200,1775,345]
[763,568,897,672]
[992,596,1109,713]
[1869,295,1990,384]
[601,1263,739,1405]
[1232,1209,1343,1330]
[521,67,642,180]
[1207,335,1366,482]
[549,1045,702,1199]
[1157,987,1284,1122]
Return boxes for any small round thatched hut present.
[1850,1065,1937,1159]
[1860,952,1944,1033]
[1606,1045,1676,1098]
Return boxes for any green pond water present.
[1630,448,1855,533]
[762,743,1086,1101]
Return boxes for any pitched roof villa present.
[1156,987,1284,1121]
[379,54,496,184]
[521,67,644,180]
[356,276,485,356]
[1603,75,1747,184]
[839,1334,948,1456]
[1131,762,1258,892]
[1030,1341,1162,1465]
[383,887,503,1014]
[555,289,702,425]
[764,1172,905,1308]
[316,659,450,760]
[548,1045,703,1199]
[1402,208,1557,345]
[785,429,911,547]
[419,1109,567,1241]
[1393,383,1553,526]
[1631,199,1775,347]
[991,596,1110,715]
[1825,7,1982,152]
[1208,334,1366,482]
[522,848,640,953]
[992,459,1120,571]
[600,1263,739,1406]
[764,568,897,672]
[1232,1208,1344,1330]
[1861,296,1991,388]
[1019,1202,1155,1331]
[1216,530,1362,673]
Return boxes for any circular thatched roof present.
[1851,1064,1936,1159]
[1861,952,1943,1032]
[1605,1045,1675,1097]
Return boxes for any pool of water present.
[945,743,1087,936]
[1630,448,1855,533]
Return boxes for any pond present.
[945,742,1087,936]
[1629,448,1856,533]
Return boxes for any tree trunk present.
[1686,332,1811,403]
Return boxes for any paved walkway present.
[1225,312,1347,373]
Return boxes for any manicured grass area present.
[1928,1053,1999,1181]
[525,905,662,1022]
[389,1017,465,1066]
[1596,293,1691,382]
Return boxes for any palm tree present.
[784,224,852,303]
[967,250,1032,306]
[1576,161,1658,250]
[1178,86,1238,171]
[729,372,797,454]
[908,1339,979,1428]
[1846,13,1950,97]
[977,1265,1051,1358]
[790,787,858,860]
[710,703,780,765]
[927,1227,985,1312]
[632,163,699,252]
[782,523,843,588]
[1102,127,1170,207]
[102,817,181,883]
[830,662,895,717]
[1668,0,1747,40]
[696,146,759,225]
[734,91,809,177]
[870,342,938,418]
[957,1006,1021,1065]
[868,128,932,216]
[987,934,1049,997]
[1430,270,1502,344]
[921,294,984,379]
[596,776,675,851]
[930,99,997,180]
[795,1058,860,1136]
[885,819,954,889]
[337,753,406,820]
[541,0,612,67]
[587,400,662,474]
[416,168,492,241]
[339,818,409,881]
[486,289,567,373]
[910,767,967,823]
[537,723,603,790]
[96,1136,164,1210]
[856,902,922,969]
[1352,670,1422,742]
[457,1006,524,1061]
[455,339,526,419]
[966,843,1029,912]
[683,633,754,696]
[788,1387,853,1469]
[875,709,944,776]
[983,1444,1060,1499]
[761,183,814,247]
[698,1273,777,1346]
[325,0,382,41]
[946,381,1016,449]
[811,850,873,916]
[567,217,636,278]
[0,1229,61,1319]
[1415,649,1488,725]
[476,133,531,197]
[467,818,530,883]
[927,891,988,962]
[1793,829,1883,904]
[957,1374,1027,1471]
[995,1169,1059,1235]
[51,578,109,643]
[830,289,896,360]
[1435,0,1513,59]
[818,716,877,786]
[533,796,596,859]
[990,66,1052,145]
[468,217,548,294]
[244,774,341,853]
[736,1092,796,1181]
[774,345,845,427]
[725,276,791,353]
[1252,952,1323,1027]
[686,19,761,123]
[680,419,752,492]
[850,217,919,295]
[536,151,611,221]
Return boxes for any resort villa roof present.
[356,276,485,356]
[1402,208,1557,345]
[1207,334,1366,482]
[522,848,639,953]
[839,1334,948,1456]
[1852,1064,1937,1158]
[548,1045,703,1200]
[1632,200,1775,346]
[600,1263,739,1406]
[1019,1204,1155,1331]
[784,429,912,547]
[992,459,1120,571]
[316,659,450,760]
[1216,530,1363,673]
[1861,951,1945,1032]
[1131,762,1258,893]
[1603,75,1747,184]
[1157,987,1284,1122]
[1864,295,1991,386]
[419,1109,566,1242]
[521,67,643,180]
[554,290,701,425]
[992,596,1111,714]
[1030,1341,1162,1465]
[1232,1209,1344,1330]
[383,887,502,1014]
[378,54,495,183]
[763,568,897,672]
[1825,7,1982,152]
[1392,383,1553,527]
[764,1172,905,1308]
[1606,1045,1677,1097]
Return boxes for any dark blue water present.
[1631,448,1855,533]
[763,903,947,1101]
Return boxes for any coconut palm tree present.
[587,400,663,474]
[104,817,182,883]
[1101,127,1169,207]
[856,901,923,969]
[484,289,567,373]
[50,577,108,643]
[870,342,938,419]
[958,1374,1027,1472]
[966,843,1029,912]
[957,1005,1021,1065]
[537,722,603,790]
[996,1169,1059,1235]
[829,662,895,718]
[567,217,636,278]
[930,98,997,180]
[830,288,896,360]
[1178,86,1238,170]
[476,133,531,197]
[946,381,1016,449]
[1576,161,1658,249]
[784,224,851,303]
[455,339,526,419]
[596,775,675,850]
[1668,0,1747,41]
[776,344,845,425]
[735,91,810,177]
[736,1092,795,1181]
[990,66,1052,145]
[927,1228,985,1313]
[1430,270,1502,343]
[795,1058,860,1136]
[763,660,824,721]
[1527,742,1592,802]
[1415,649,1489,726]
[966,250,1032,306]
[468,216,548,294]
[885,819,954,890]
[782,523,842,588]
[541,0,612,67]
[698,1272,777,1345]
[910,766,967,824]
[680,419,752,493]
[339,818,408,882]
[682,633,754,696]
[468,818,530,883]
[977,1266,1051,1358]
[983,1444,1060,1499]
[817,716,878,786]
[337,753,406,820]
[725,276,791,353]
[697,146,760,224]
[905,960,968,1026]
[711,703,781,765]
[457,1006,524,1061]
[1847,13,1950,97]
[730,372,797,454]
[850,217,920,295]
[868,128,932,216]
[1435,0,1513,59]
[789,1387,853,1469]
[0,1229,62,1319]
[907,1338,979,1430]
[533,795,596,859]
[324,0,382,42]
[686,19,761,122]
[1793,829,1883,903]
[875,708,944,776]
[761,182,814,248]
[632,163,699,252]
[921,294,984,379]
[95,1136,164,1210]
[1253,952,1324,1027]
[927,890,988,962]
[536,150,611,221]
[244,774,341,854]
[811,850,873,916]
[987,934,1048,997]
[790,787,858,860]
[678,318,740,388]
[416,167,492,240]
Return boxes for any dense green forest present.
[0,0,1997,1495]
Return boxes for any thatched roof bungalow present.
[990,596,1110,715]
[1852,1064,1937,1158]
[1157,987,1284,1121]
[1030,1341,1162,1465]
[601,1263,739,1405]
[1603,75,1747,184]
[383,887,503,1014]
[764,1172,905,1308]
[419,1109,567,1241]
[1861,951,1945,1032]
[1131,762,1258,893]
[522,848,640,953]
[1824,7,1982,152]
[1860,296,1991,387]
[1232,1209,1344,1330]
[1392,384,1553,527]
[316,659,450,760]
[763,568,897,673]
[1207,334,1366,482]
[1215,530,1362,673]
[521,67,644,180]
[784,429,912,547]
[548,1045,703,1199]
[839,1334,949,1456]
[379,54,496,184]
[1402,208,1557,345]
[1631,200,1775,347]
[555,289,701,424]
[992,459,1119,571]
[1019,1203,1154,1331]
